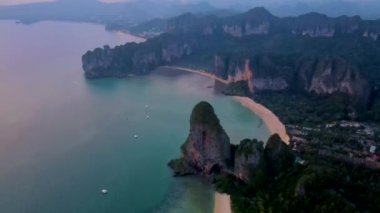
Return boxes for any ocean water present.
[0,21,270,213]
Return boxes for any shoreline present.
[160,66,290,213]
[233,96,290,144]
[160,66,290,144]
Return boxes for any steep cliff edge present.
[214,55,370,103]
[82,35,194,78]
[168,101,232,179]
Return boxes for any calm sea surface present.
[0,21,270,213]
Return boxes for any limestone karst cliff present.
[82,7,379,105]
[214,55,370,103]
[168,101,232,179]
[169,101,294,183]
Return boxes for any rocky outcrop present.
[168,101,232,179]
[169,102,294,183]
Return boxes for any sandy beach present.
[233,96,290,144]
[214,193,232,213]
[160,66,230,84]
[161,66,290,213]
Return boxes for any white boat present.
[134,135,138,139]
[101,189,108,194]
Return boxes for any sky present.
[0,0,377,5]
[0,0,54,5]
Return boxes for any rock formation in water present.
[168,101,232,179]
[169,101,294,183]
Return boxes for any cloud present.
[0,0,55,5]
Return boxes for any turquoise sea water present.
[0,21,270,212]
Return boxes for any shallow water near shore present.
[0,20,270,212]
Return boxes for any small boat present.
[101,189,108,194]
[134,135,138,139]
[146,115,150,119]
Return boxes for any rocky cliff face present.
[169,101,232,178]
[82,38,193,78]
[213,55,370,102]
[169,102,294,183]
[82,45,116,78]
[222,7,276,37]
[214,56,255,94]
[299,57,370,100]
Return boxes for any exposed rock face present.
[223,7,276,37]
[82,39,193,78]
[82,45,115,78]
[213,55,370,102]
[298,57,370,101]
[223,25,243,37]
[213,56,255,94]
[169,101,231,178]
[234,139,265,182]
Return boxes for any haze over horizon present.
[1,0,379,8]
[1,0,380,19]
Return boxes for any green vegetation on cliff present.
[190,101,224,133]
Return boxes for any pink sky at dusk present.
[0,0,55,5]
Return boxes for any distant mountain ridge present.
[0,0,217,25]
[131,7,380,39]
